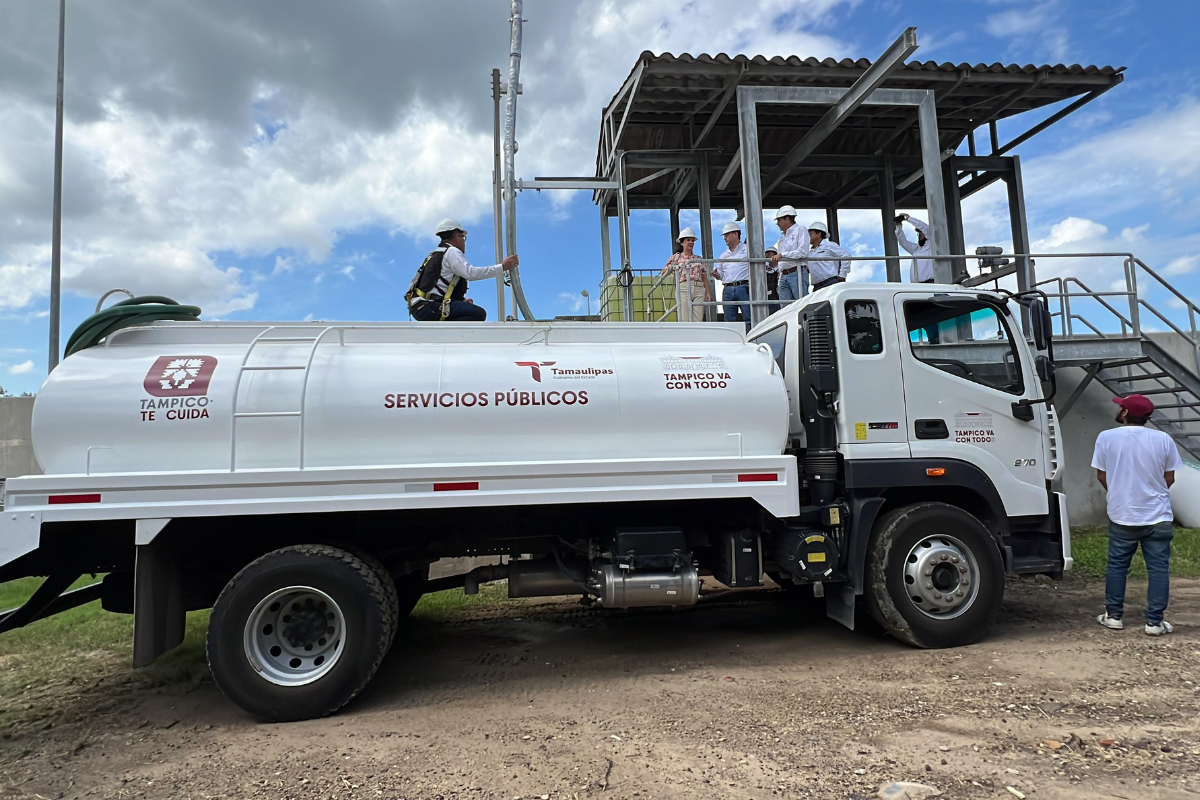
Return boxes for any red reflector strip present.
[48,494,101,505]
[433,482,479,492]
[737,473,778,483]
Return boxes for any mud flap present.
[132,530,184,667]
[825,583,855,631]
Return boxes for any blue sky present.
[2,0,1200,394]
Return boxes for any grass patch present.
[411,582,514,623]
[1070,525,1200,579]
[0,578,210,735]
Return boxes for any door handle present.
[914,418,949,439]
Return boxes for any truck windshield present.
[903,300,1024,395]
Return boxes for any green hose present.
[64,296,202,358]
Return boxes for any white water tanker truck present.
[0,283,1069,720]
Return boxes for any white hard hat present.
[774,205,797,220]
[435,217,463,235]
[721,221,741,235]
[808,221,829,235]
[677,227,698,242]
[764,245,778,254]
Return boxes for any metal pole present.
[696,152,714,321]
[737,87,768,327]
[880,156,901,282]
[616,154,635,322]
[599,205,612,278]
[502,0,534,320]
[48,0,66,371]
[491,68,506,322]
[825,208,840,243]
[916,93,951,283]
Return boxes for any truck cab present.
[751,283,1069,641]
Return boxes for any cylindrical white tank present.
[32,324,790,475]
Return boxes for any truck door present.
[892,293,1049,517]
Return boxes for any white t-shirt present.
[1091,425,1183,525]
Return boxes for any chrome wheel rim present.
[244,586,345,686]
[902,534,980,620]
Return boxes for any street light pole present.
[581,289,590,317]
[48,0,66,372]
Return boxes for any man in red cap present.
[1091,394,1183,635]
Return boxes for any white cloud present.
[1027,98,1200,219]
[557,291,588,313]
[1036,217,1108,249]
[1121,223,1150,243]
[984,1,1069,61]
[302,312,315,322]
[1164,255,1199,276]
[314,273,325,284]
[9,360,34,375]
[339,265,355,280]
[273,255,296,275]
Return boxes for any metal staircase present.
[1039,256,1200,461]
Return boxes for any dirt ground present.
[1,576,1197,800]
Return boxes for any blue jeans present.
[777,270,800,302]
[1105,520,1173,624]
[411,299,487,321]
[722,284,750,330]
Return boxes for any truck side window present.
[751,324,788,376]
[845,300,882,355]
[904,300,1024,395]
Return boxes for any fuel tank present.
[33,322,790,475]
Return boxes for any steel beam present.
[604,60,646,173]
[1006,154,1033,331]
[995,79,1123,156]
[616,153,634,321]
[880,155,901,282]
[717,149,741,191]
[694,69,744,148]
[518,178,619,190]
[760,27,918,199]
[941,156,967,283]
[916,92,952,282]
[737,89,768,327]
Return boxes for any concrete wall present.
[0,397,40,480]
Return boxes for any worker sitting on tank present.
[406,218,518,321]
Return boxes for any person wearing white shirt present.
[806,221,851,290]
[1092,394,1183,636]
[407,218,517,321]
[714,222,750,329]
[896,213,934,283]
[768,205,809,302]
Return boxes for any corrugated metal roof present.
[633,51,1123,76]
[594,50,1124,210]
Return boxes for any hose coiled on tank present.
[64,296,202,358]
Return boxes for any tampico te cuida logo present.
[143,356,218,397]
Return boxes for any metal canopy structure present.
[585,36,1124,325]
[596,51,1124,211]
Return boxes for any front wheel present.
[865,502,1004,648]
[207,544,396,721]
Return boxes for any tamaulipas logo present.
[143,356,218,397]
[515,361,613,382]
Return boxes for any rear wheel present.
[207,545,395,721]
[865,502,1004,648]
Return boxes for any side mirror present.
[1030,298,1052,351]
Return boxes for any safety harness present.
[405,244,466,321]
